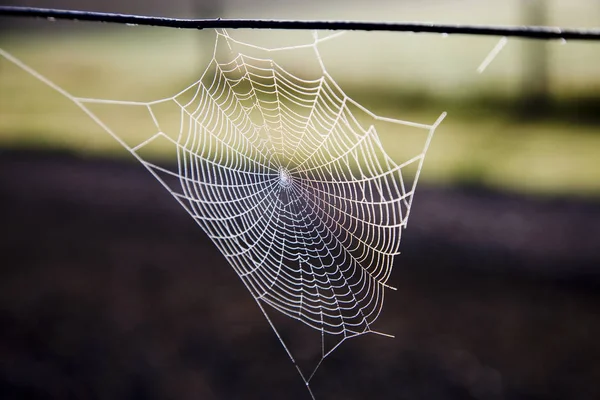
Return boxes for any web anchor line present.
[2,6,600,40]
[1,28,446,398]
[478,36,509,73]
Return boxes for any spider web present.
[0,30,445,398]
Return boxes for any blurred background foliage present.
[1,0,599,196]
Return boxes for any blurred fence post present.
[520,0,550,114]
[192,0,224,63]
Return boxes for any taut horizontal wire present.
[1,6,600,41]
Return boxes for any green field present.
[1,28,599,197]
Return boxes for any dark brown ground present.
[0,149,599,400]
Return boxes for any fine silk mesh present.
[0,30,446,396]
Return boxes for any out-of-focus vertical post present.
[191,0,224,20]
[192,0,224,67]
[521,0,550,114]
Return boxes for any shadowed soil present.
[0,149,599,400]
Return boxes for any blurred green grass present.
[1,28,599,197]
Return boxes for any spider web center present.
[278,166,293,188]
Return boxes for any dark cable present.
[1,6,600,41]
